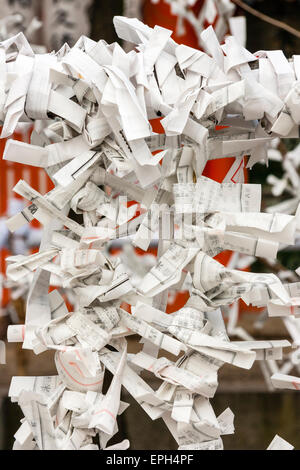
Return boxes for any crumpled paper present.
[2,15,300,450]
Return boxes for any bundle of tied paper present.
[2,15,300,450]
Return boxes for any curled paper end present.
[7,324,25,343]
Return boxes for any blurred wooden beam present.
[90,0,123,44]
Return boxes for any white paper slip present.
[267,434,294,450]
[271,373,300,391]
